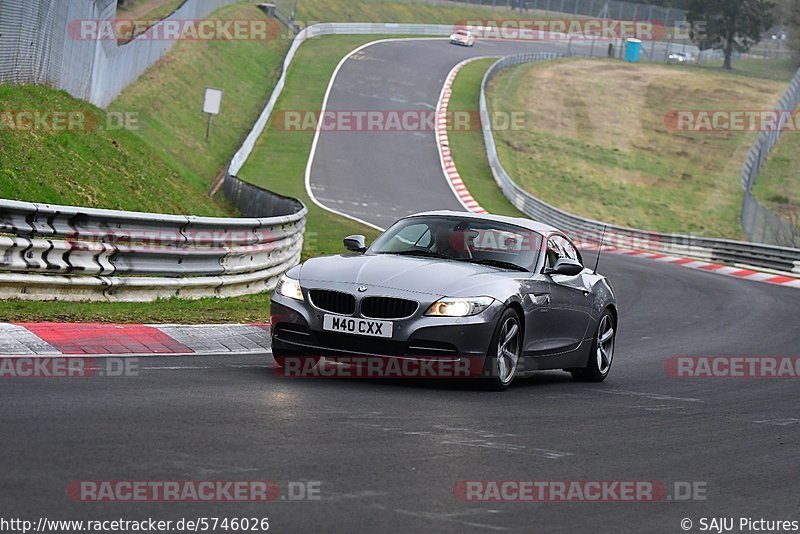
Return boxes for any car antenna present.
[593,225,608,275]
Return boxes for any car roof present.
[404,210,561,236]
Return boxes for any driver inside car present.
[431,224,476,259]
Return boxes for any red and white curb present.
[434,59,800,290]
[0,323,271,357]
[575,243,800,289]
[436,57,489,215]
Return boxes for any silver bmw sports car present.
[271,211,617,390]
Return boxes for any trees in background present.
[775,0,800,58]
[687,0,776,69]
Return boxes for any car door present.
[541,235,594,353]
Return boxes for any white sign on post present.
[203,88,223,142]
[203,88,223,115]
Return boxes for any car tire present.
[481,308,523,391]
[571,310,615,382]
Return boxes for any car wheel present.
[482,308,522,391]
[571,310,615,382]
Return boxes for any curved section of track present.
[307,39,563,229]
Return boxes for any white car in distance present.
[450,29,476,47]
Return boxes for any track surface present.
[308,39,564,228]
[3,39,800,533]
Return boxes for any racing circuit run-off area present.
[1,0,800,533]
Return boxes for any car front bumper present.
[270,293,503,378]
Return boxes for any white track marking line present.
[590,389,703,403]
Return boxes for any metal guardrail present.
[0,188,306,302]
[480,53,800,275]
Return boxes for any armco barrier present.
[0,191,306,302]
[480,53,800,274]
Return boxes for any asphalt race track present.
[3,39,800,533]
[308,39,565,229]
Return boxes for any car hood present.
[298,253,523,297]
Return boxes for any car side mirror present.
[547,258,584,277]
[343,235,367,253]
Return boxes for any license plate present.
[322,315,393,338]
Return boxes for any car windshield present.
[369,216,542,271]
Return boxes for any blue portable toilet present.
[625,38,642,63]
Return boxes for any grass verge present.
[487,58,787,239]
[117,0,185,21]
[0,295,270,325]
[1,3,289,323]
[296,0,570,25]
[753,132,800,223]
[0,84,227,215]
[237,35,394,257]
[692,58,798,83]
[110,4,290,198]
[446,58,525,218]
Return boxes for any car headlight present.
[275,274,304,301]
[425,297,495,317]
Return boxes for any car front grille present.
[309,289,356,315]
[360,296,419,319]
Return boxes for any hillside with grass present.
[295,0,568,24]
[488,59,788,239]
[0,84,230,215]
[0,3,289,216]
[0,3,291,322]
